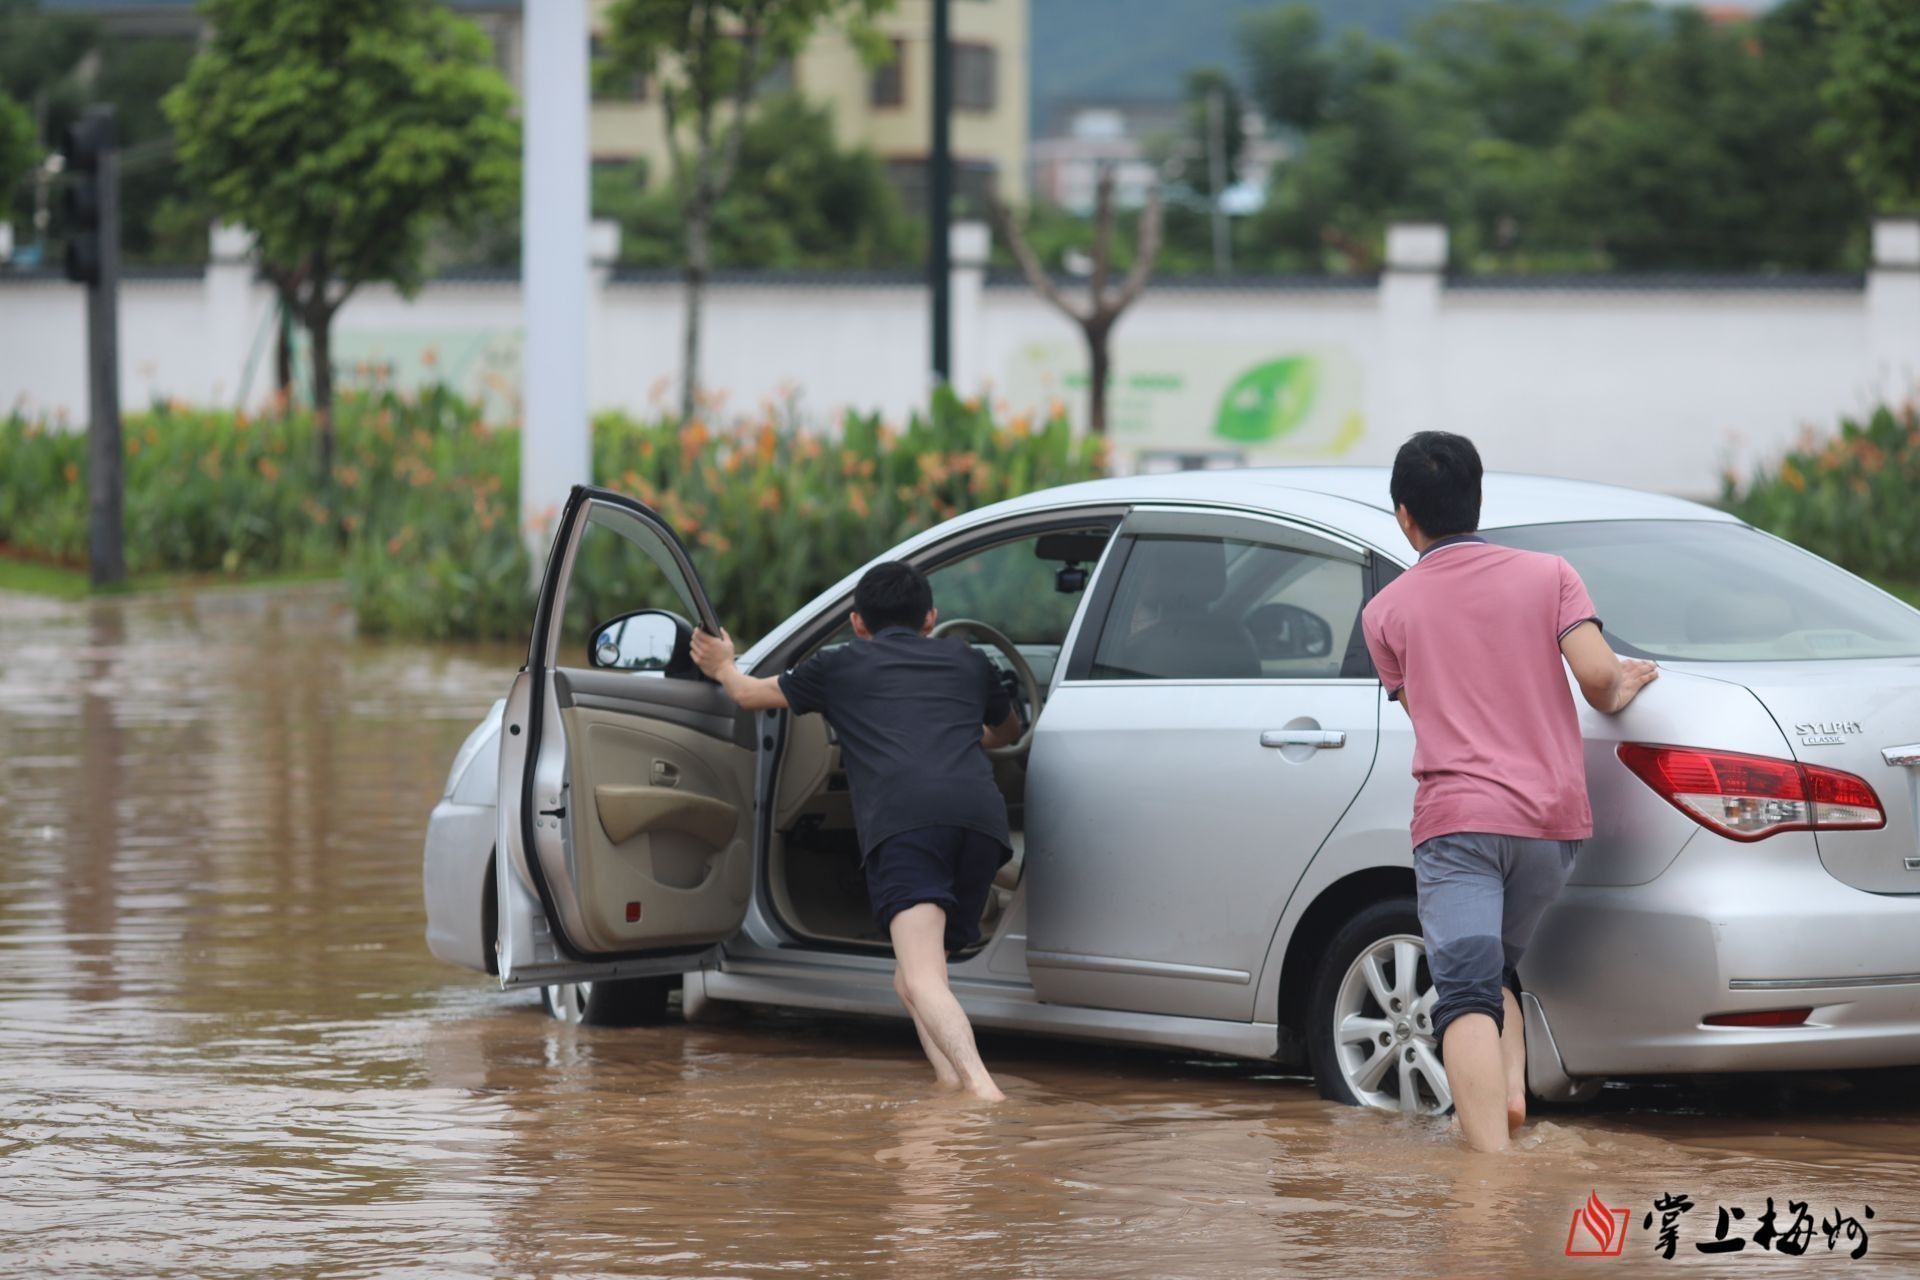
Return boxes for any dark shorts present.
[865,825,1009,954]
[1414,832,1582,1051]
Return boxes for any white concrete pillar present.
[521,0,592,553]
[1379,222,1447,441]
[205,222,256,406]
[1867,217,1920,405]
[586,217,619,413]
[949,220,990,396]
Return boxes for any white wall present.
[4,219,1915,498]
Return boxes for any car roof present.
[738,466,1741,666]
[992,465,1738,532]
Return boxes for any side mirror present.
[589,608,697,677]
[1246,601,1334,660]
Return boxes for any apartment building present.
[587,0,1029,208]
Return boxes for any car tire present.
[1306,896,1451,1115]
[540,976,676,1027]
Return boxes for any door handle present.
[1261,729,1346,750]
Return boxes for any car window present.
[559,503,704,656]
[1090,534,1365,680]
[1484,520,1920,661]
[928,535,1101,647]
[794,525,1116,675]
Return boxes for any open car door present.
[495,485,757,988]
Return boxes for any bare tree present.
[994,168,1163,436]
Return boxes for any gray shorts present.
[1414,832,1581,1048]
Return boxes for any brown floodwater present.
[3,583,1918,1278]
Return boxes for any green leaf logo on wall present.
[1214,357,1320,442]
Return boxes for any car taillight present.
[1617,743,1886,842]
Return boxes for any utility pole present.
[64,106,124,588]
[929,0,952,384]
[1206,87,1231,276]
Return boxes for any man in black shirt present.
[691,561,1020,1101]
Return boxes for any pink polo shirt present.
[1361,536,1601,849]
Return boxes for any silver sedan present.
[423,468,1920,1113]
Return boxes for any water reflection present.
[1,584,1917,1277]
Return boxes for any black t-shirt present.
[778,626,1013,858]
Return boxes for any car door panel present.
[1025,507,1384,1022]
[495,485,756,987]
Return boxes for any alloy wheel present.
[1331,933,1450,1115]
[542,981,593,1023]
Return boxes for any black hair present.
[853,560,933,633]
[1389,431,1483,538]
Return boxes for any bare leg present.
[889,903,1004,1102]
[897,978,962,1089]
[1500,987,1527,1134]
[1441,1012,1509,1153]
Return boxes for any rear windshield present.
[1482,520,1920,662]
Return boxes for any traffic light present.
[62,110,115,286]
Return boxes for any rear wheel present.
[540,976,675,1026]
[1306,897,1450,1116]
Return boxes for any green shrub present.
[0,384,1104,645]
[1723,402,1920,587]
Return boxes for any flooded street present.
[3,584,1918,1278]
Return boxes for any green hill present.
[1028,0,1442,131]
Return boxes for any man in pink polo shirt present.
[1362,432,1658,1153]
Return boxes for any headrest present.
[1129,537,1228,606]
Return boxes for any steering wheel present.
[931,617,1044,760]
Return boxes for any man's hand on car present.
[690,626,735,679]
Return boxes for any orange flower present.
[257,457,280,481]
[1779,460,1806,493]
[848,486,870,518]
[756,486,781,512]
[63,462,79,485]
[680,421,710,457]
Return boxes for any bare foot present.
[966,1080,1007,1103]
[1507,1095,1527,1135]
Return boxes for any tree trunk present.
[308,308,335,482]
[1085,318,1111,437]
[680,205,709,423]
[274,307,293,406]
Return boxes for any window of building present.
[870,38,906,108]
[953,42,997,112]
[589,36,647,102]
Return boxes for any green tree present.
[605,93,916,269]
[1823,0,1920,211]
[0,90,32,214]
[1239,5,1331,131]
[1554,2,1860,270]
[164,0,518,477]
[1179,67,1246,200]
[1238,0,1860,275]
[0,0,95,245]
[600,0,890,422]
